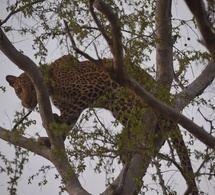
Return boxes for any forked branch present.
[91,0,215,148]
[0,27,90,195]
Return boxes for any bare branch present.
[153,158,168,195]
[158,153,184,178]
[174,61,215,111]
[155,0,174,87]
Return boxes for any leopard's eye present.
[15,87,23,95]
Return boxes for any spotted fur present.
[6,55,123,124]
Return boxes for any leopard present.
[6,54,198,193]
[6,55,125,125]
[6,55,155,126]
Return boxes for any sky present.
[0,0,215,195]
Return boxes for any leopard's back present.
[46,55,119,123]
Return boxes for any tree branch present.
[63,20,97,62]
[0,0,45,26]
[0,27,60,148]
[91,0,215,149]
[90,0,125,80]
[153,158,168,195]
[12,110,33,132]
[92,1,215,194]
[174,61,215,111]
[0,126,50,159]
[155,3,198,192]
[0,27,90,195]
[123,72,215,147]
[155,0,174,87]
[89,0,112,49]
[184,0,215,59]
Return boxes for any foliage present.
[0,146,29,195]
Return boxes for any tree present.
[0,0,215,194]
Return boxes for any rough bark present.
[155,0,174,87]
[156,1,198,193]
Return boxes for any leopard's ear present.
[6,75,17,87]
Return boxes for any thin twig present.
[167,139,176,162]
[198,108,215,134]
[89,0,112,47]
[153,158,168,195]
[0,0,44,26]
[12,110,33,132]
[158,152,185,179]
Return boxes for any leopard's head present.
[6,73,37,110]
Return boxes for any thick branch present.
[122,72,215,148]
[0,27,61,148]
[91,0,125,79]
[92,0,215,148]
[0,126,50,159]
[155,0,174,87]
[102,112,166,195]
[93,1,215,194]
[0,28,90,195]
[175,61,215,111]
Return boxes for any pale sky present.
[0,0,215,194]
